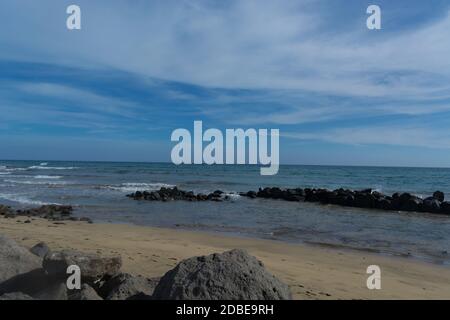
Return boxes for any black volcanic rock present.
[440,201,450,215]
[375,198,393,210]
[127,187,235,203]
[125,185,450,216]
[421,197,441,213]
[433,191,445,202]
[353,191,375,208]
[401,198,423,212]
[16,205,73,220]
[246,191,257,199]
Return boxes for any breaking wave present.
[101,182,176,193]
[0,193,60,206]
[4,179,68,186]
[28,166,78,170]
[34,175,63,179]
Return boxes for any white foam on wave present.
[4,179,68,186]
[34,175,63,179]
[3,168,27,172]
[40,162,48,166]
[28,166,78,170]
[104,182,175,193]
[0,172,11,175]
[0,193,60,206]
[223,193,241,200]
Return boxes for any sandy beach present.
[1,216,449,300]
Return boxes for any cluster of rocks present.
[127,187,232,202]
[240,187,450,215]
[126,186,450,216]
[0,235,291,300]
[0,204,93,223]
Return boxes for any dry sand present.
[1,216,449,300]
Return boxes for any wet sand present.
[1,216,449,300]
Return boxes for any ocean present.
[0,160,449,265]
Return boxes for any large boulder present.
[0,292,35,300]
[0,267,69,300]
[34,282,68,300]
[421,197,441,213]
[374,197,393,210]
[152,249,291,300]
[400,197,423,212]
[43,250,122,283]
[0,235,42,284]
[68,284,102,300]
[30,242,51,258]
[433,191,445,202]
[352,192,375,208]
[0,268,54,296]
[98,273,159,300]
[440,201,450,215]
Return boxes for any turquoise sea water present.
[0,161,449,265]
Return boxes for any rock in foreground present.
[43,250,122,283]
[153,249,291,300]
[98,273,159,300]
[68,284,103,300]
[0,292,35,300]
[0,235,42,283]
[30,242,51,258]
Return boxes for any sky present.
[1,0,450,167]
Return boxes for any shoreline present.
[117,221,449,268]
[1,216,450,299]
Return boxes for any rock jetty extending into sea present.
[127,186,450,216]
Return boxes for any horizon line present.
[1,159,449,170]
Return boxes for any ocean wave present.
[102,182,176,193]
[4,179,68,186]
[28,166,78,170]
[34,175,63,179]
[0,193,60,206]
[0,172,11,175]
[3,167,28,172]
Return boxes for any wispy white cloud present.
[284,125,450,149]
[1,0,449,98]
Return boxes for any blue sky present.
[1,0,450,166]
